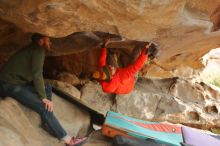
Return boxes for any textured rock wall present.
[0,0,220,78]
[81,78,220,130]
[0,0,219,38]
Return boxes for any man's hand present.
[42,98,53,112]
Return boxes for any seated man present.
[0,33,87,146]
[93,38,158,94]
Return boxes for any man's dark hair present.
[31,33,47,43]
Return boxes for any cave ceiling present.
[0,0,220,77]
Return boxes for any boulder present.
[81,81,114,115]
[115,78,220,127]
[56,72,81,86]
[0,94,90,146]
[46,79,81,99]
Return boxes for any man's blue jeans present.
[0,80,67,140]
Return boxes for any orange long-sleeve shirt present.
[98,48,148,94]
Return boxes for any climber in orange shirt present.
[93,37,158,94]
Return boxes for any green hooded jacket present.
[0,43,47,99]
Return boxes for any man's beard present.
[43,45,53,55]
